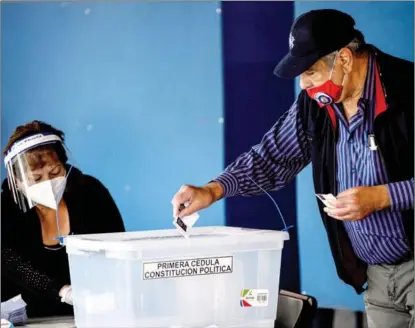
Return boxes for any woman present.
[1,120,126,318]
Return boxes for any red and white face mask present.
[306,53,346,106]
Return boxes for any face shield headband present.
[4,133,74,245]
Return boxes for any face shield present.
[4,133,74,243]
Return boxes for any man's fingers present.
[334,197,356,208]
[324,206,351,217]
[336,195,353,203]
[324,205,362,221]
[328,213,355,221]
[337,187,358,198]
[172,199,188,218]
[171,185,193,218]
[171,198,182,218]
[178,202,198,218]
[324,207,350,220]
[172,203,181,219]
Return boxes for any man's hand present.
[324,185,391,221]
[171,182,224,219]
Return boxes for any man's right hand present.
[171,182,224,219]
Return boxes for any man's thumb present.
[178,203,198,218]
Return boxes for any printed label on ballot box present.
[143,256,233,280]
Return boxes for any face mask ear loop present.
[340,71,347,86]
[56,165,72,246]
[16,156,33,208]
[55,210,64,245]
[328,51,339,80]
[66,164,73,177]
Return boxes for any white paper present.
[1,294,28,325]
[316,193,337,208]
[173,202,200,238]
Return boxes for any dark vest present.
[297,45,414,294]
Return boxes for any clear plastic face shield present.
[4,133,74,244]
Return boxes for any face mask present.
[306,54,346,106]
[26,176,67,210]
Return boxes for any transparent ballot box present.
[66,226,289,328]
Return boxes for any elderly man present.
[172,9,414,328]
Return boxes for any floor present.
[312,309,368,328]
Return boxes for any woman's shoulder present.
[1,179,31,241]
[2,178,10,194]
[1,178,19,211]
[68,167,111,195]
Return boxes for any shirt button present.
[351,168,356,174]
[348,139,354,144]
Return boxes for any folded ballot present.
[173,202,200,238]
[316,193,337,208]
[1,295,28,325]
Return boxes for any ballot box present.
[65,226,289,328]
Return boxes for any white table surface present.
[22,316,75,328]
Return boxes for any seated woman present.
[1,120,126,318]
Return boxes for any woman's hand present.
[59,285,73,305]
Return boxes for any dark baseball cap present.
[274,9,358,79]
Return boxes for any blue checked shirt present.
[214,52,413,265]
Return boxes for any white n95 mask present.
[26,176,67,210]
[4,133,76,213]
[4,133,76,245]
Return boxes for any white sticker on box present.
[240,289,269,307]
[143,256,233,280]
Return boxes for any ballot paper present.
[173,202,200,238]
[1,295,28,325]
[316,193,337,209]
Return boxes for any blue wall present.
[221,2,299,293]
[1,1,225,231]
[3,1,413,312]
[295,1,414,311]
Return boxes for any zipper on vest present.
[330,117,344,260]
[372,50,388,165]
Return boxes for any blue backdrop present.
[295,1,414,311]
[2,0,413,312]
[1,1,225,231]
[221,1,299,293]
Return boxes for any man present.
[171,9,414,328]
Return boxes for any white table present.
[22,316,75,328]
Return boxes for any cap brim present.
[273,51,321,79]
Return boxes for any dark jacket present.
[1,167,126,317]
[298,46,414,293]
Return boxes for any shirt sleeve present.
[1,248,68,302]
[387,178,414,211]
[214,101,312,197]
